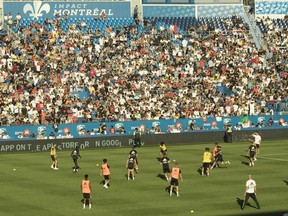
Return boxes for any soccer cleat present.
[54,167,59,170]
[128,177,130,181]
[51,165,54,169]
[169,193,172,197]
[201,172,204,176]
[254,158,257,161]
[227,161,230,165]
[132,177,135,181]
[89,204,92,209]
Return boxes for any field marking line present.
[257,156,288,162]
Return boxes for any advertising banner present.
[3,1,131,19]
[1,128,287,152]
[0,115,287,141]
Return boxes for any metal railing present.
[242,5,264,49]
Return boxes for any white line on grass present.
[257,156,288,162]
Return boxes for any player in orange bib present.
[100,158,111,189]
[81,174,92,209]
[169,161,183,197]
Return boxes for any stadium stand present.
[0,10,287,127]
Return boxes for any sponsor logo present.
[23,1,50,19]
[63,127,70,134]
[77,124,86,135]
[37,126,47,135]
[0,128,7,136]
[152,121,160,128]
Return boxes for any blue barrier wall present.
[3,1,131,19]
[255,1,288,16]
[1,115,287,141]
[143,4,243,18]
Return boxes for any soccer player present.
[160,155,171,181]
[133,127,141,148]
[50,143,59,170]
[251,132,262,160]
[129,148,139,173]
[212,142,219,168]
[71,146,81,172]
[100,158,111,189]
[211,145,230,169]
[169,161,183,197]
[81,174,92,209]
[226,124,233,143]
[247,139,256,167]
[202,147,212,176]
[159,141,168,157]
[126,156,136,180]
[242,174,260,210]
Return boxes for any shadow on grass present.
[165,186,176,196]
[241,154,250,159]
[197,168,202,176]
[157,173,166,181]
[236,197,244,209]
[241,161,250,166]
[283,180,288,185]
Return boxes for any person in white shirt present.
[242,174,260,210]
[251,131,262,160]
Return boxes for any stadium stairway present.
[242,6,264,49]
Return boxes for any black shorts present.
[51,155,56,161]
[128,164,134,170]
[163,166,170,174]
[104,175,110,180]
[203,162,210,169]
[249,152,255,159]
[216,155,223,162]
[83,193,90,199]
[170,178,179,186]
[255,144,260,149]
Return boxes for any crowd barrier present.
[0,115,287,141]
[0,127,287,153]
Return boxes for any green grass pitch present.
[1,140,288,216]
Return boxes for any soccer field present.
[1,140,288,216]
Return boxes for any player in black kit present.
[160,155,171,181]
[129,149,139,172]
[247,140,256,167]
[71,146,81,172]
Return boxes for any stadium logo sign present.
[223,118,232,127]
[37,126,47,136]
[23,1,50,19]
